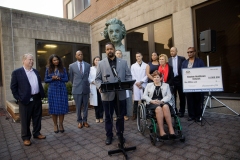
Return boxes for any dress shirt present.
[173,56,178,77]
[23,67,39,95]
[78,61,84,74]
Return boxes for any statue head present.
[103,18,126,44]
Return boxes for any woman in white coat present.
[89,56,104,123]
[142,70,176,140]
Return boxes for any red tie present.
[80,62,83,74]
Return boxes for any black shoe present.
[159,134,169,140]
[188,117,194,121]
[179,113,184,117]
[169,134,177,139]
[196,117,202,122]
[105,137,112,145]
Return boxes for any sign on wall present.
[182,66,223,92]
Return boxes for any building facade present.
[63,0,240,113]
[0,7,91,107]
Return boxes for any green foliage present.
[65,82,72,96]
[43,83,49,98]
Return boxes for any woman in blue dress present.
[44,54,69,133]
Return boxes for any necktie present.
[80,62,83,75]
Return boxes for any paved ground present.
[0,108,240,160]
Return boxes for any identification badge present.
[30,98,33,101]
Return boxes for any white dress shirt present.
[24,67,39,95]
[173,56,178,77]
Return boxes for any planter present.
[6,100,76,122]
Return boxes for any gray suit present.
[95,57,132,101]
[69,61,90,123]
[95,57,132,138]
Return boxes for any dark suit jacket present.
[181,57,205,69]
[69,61,90,94]
[10,67,45,105]
[169,55,186,78]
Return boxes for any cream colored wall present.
[90,0,207,59]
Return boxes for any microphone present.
[104,74,110,78]
[112,65,118,77]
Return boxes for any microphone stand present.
[108,74,136,160]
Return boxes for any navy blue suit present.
[169,56,186,114]
[10,67,45,141]
[182,58,205,119]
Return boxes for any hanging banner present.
[182,66,223,92]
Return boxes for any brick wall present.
[0,7,90,107]
[63,0,126,22]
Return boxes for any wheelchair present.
[137,97,185,145]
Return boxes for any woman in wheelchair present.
[142,70,176,140]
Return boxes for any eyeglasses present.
[187,51,194,54]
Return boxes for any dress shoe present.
[54,125,59,133]
[169,134,177,139]
[83,122,90,128]
[159,134,169,140]
[196,117,202,122]
[105,137,112,145]
[100,118,104,123]
[96,119,100,123]
[23,140,31,146]
[124,116,129,121]
[78,123,83,129]
[59,124,64,133]
[188,117,194,121]
[179,113,184,117]
[132,114,137,120]
[34,134,46,139]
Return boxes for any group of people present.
[10,42,204,146]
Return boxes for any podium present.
[100,80,136,160]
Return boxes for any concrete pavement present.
[0,108,240,160]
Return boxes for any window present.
[36,40,91,81]
[73,0,90,16]
[125,17,173,64]
[154,18,173,57]
[194,0,240,96]
[67,1,73,19]
[126,27,149,64]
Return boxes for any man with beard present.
[95,42,132,145]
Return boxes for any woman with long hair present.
[88,56,104,123]
[44,54,69,133]
[146,52,159,82]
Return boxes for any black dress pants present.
[102,97,126,138]
[94,89,104,119]
[173,76,186,114]
[186,92,203,119]
[19,94,42,141]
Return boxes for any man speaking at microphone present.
[95,42,132,145]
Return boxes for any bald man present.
[168,47,186,117]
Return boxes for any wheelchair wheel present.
[137,103,146,135]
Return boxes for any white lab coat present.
[88,66,98,106]
[131,61,148,100]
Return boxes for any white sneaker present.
[96,119,100,123]
[100,118,104,123]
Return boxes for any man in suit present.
[10,53,46,146]
[69,50,91,128]
[168,47,186,117]
[95,42,132,145]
